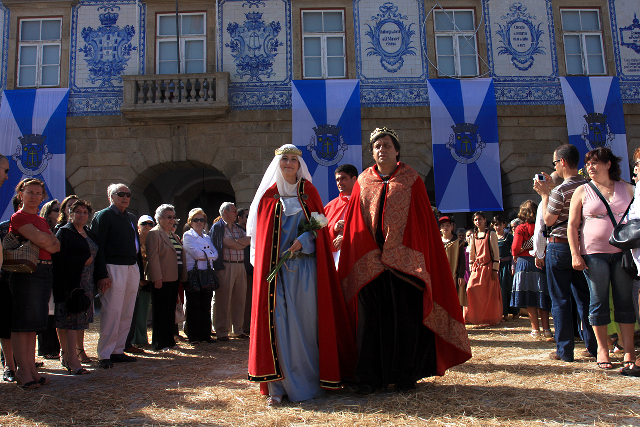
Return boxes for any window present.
[157,13,206,74]
[302,10,345,79]
[561,9,605,75]
[18,18,61,87]
[434,10,478,77]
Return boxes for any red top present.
[9,210,52,260]
[324,193,350,252]
[511,222,535,258]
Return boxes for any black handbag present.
[185,259,219,293]
[588,182,639,279]
[609,198,640,250]
[66,288,91,313]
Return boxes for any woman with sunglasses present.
[182,208,218,344]
[144,204,187,351]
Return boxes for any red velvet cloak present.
[338,164,472,376]
[324,193,350,252]
[248,179,356,391]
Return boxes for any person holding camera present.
[534,144,597,363]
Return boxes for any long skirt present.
[511,256,551,311]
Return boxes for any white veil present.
[246,144,312,265]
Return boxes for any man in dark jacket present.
[90,183,143,369]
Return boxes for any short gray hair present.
[107,183,129,202]
[155,204,175,223]
[219,202,235,217]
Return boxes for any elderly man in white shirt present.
[182,208,218,344]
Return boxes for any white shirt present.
[531,203,547,259]
[183,228,218,271]
[627,184,640,270]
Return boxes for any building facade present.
[0,0,639,221]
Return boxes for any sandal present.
[70,367,90,375]
[266,395,283,406]
[18,380,40,390]
[621,362,640,377]
[37,376,50,385]
[43,352,59,360]
[76,348,92,364]
[623,360,636,370]
[596,361,613,370]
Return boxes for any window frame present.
[301,9,346,79]
[155,11,207,74]
[433,9,479,77]
[560,8,606,76]
[17,17,62,88]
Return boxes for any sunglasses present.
[51,208,60,212]
[115,191,132,198]
[140,221,154,226]
[552,159,561,167]
[2,168,8,174]
[191,218,206,223]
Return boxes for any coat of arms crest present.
[581,112,614,151]
[306,124,348,167]
[446,123,486,164]
[12,134,53,177]
[78,4,137,88]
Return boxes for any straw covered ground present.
[2,317,639,426]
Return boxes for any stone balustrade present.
[121,72,231,124]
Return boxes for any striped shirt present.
[223,221,245,262]
[169,234,183,265]
[547,175,586,239]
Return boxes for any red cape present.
[248,179,356,392]
[338,164,472,376]
[324,193,350,252]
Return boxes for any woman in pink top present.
[568,147,634,371]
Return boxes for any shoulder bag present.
[608,198,640,250]
[2,232,39,273]
[588,182,639,279]
[185,254,220,293]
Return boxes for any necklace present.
[595,181,614,196]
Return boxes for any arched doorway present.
[130,162,234,230]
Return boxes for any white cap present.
[138,215,154,225]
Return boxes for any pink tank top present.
[580,181,631,255]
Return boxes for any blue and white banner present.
[0,88,70,221]
[560,76,630,182]
[428,78,503,213]
[292,80,362,204]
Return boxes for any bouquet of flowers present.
[266,212,329,283]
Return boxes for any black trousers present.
[185,290,213,342]
[151,280,179,351]
[356,270,437,390]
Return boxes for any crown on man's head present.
[275,145,302,156]
[369,127,399,144]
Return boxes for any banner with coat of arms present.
[428,78,503,213]
[291,80,362,204]
[0,88,69,221]
[559,76,630,182]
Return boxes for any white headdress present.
[246,144,312,265]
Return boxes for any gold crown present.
[370,127,399,144]
[275,145,302,156]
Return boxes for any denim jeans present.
[546,243,597,361]
[582,252,636,326]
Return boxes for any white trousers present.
[97,264,140,360]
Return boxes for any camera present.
[534,173,545,182]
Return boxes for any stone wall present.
[66,102,640,216]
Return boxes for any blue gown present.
[267,206,324,401]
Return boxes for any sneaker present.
[3,367,16,382]
[530,330,541,339]
[110,353,137,363]
[542,329,555,342]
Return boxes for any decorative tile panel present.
[483,0,562,105]
[609,0,640,103]
[354,0,428,107]
[0,1,9,103]
[68,0,145,116]
[217,0,292,110]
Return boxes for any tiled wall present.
[217,0,292,109]
[609,0,640,101]
[0,1,9,100]
[68,0,145,116]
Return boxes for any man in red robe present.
[338,127,472,393]
[324,164,358,268]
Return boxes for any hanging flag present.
[559,76,630,181]
[291,80,362,204]
[428,78,503,213]
[0,88,70,221]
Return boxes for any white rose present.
[311,212,329,228]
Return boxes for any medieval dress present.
[339,163,471,389]
[443,236,468,307]
[247,179,355,401]
[464,230,503,326]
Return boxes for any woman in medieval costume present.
[246,144,355,406]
